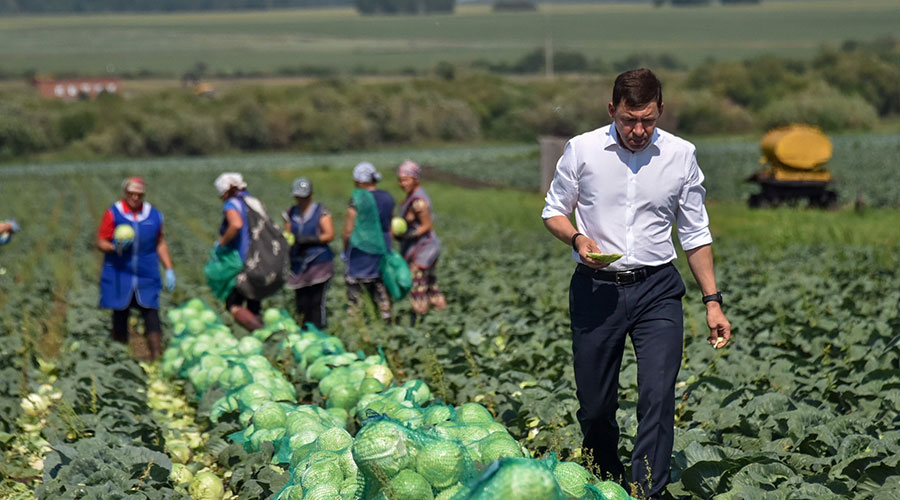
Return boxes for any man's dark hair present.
[612,68,662,109]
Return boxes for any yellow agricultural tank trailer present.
[747,124,838,208]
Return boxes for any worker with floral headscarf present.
[395,160,447,316]
[96,176,175,360]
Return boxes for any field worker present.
[0,219,21,245]
[96,177,175,361]
[342,162,395,322]
[283,177,335,329]
[542,68,731,499]
[214,172,267,331]
[395,160,447,316]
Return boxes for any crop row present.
[158,298,634,499]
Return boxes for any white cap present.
[214,172,247,195]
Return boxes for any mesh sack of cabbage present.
[167,298,225,338]
[542,453,630,500]
[459,457,567,500]
[418,401,524,469]
[254,307,304,343]
[273,426,363,499]
[353,380,433,426]
[317,355,395,412]
[204,355,299,423]
[352,416,479,500]
[182,342,268,396]
[230,402,348,464]
[461,453,631,500]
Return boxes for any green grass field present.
[2,0,898,76]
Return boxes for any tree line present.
[0,0,352,13]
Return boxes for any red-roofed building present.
[33,77,120,100]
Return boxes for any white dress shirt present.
[542,124,713,271]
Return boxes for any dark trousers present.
[111,293,161,343]
[295,280,330,329]
[569,263,685,499]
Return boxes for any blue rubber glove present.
[114,239,133,255]
[165,269,176,291]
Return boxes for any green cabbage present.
[316,427,353,452]
[595,481,631,500]
[301,461,344,490]
[455,403,494,424]
[387,469,434,500]
[553,461,595,498]
[169,463,193,486]
[416,440,464,489]
[189,471,225,500]
[253,401,287,430]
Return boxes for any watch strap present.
[702,291,723,305]
[571,232,583,251]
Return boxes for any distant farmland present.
[1,0,898,77]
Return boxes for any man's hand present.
[574,235,610,270]
[706,303,731,349]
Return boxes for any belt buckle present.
[615,271,636,285]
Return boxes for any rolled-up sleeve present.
[676,149,713,251]
[542,141,579,219]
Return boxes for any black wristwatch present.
[571,232,584,250]
[702,291,723,306]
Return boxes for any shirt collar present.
[119,200,143,215]
[605,123,661,153]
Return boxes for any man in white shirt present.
[542,68,731,499]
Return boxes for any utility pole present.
[543,5,554,78]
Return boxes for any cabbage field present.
[1,140,899,499]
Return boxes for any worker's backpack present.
[235,196,288,300]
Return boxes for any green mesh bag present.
[379,250,412,300]
[353,416,479,500]
[350,188,387,256]
[273,423,362,499]
[540,453,612,500]
[459,457,566,500]
[204,246,244,301]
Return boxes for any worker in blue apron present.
[283,177,335,329]
[97,177,175,360]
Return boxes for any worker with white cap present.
[342,162,395,322]
[214,172,266,331]
[282,176,335,329]
[96,176,175,360]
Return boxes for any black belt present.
[575,262,672,285]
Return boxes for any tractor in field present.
[747,124,838,208]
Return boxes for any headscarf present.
[397,160,421,179]
[353,162,382,183]
[214,172,247,195]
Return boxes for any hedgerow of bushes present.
[1,38,897,162]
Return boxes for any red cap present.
[122,176,145,194]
